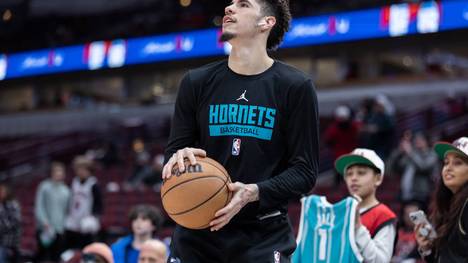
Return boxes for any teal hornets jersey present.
[292,195,363,263]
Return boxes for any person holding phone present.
[414,136,468,262]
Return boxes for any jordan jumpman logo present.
[236,90,249,102]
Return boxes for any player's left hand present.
[209,182,259,232]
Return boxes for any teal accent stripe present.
[209,124,273,140]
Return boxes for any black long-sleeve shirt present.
[164,60,319,223]
[424,198,468,263]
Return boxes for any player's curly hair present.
[258,0,291,51]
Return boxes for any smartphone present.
[409,210,437,238]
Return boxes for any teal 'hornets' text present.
[208,104,277,140]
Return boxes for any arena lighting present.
[2,0,468,81]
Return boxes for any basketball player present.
[162,0,319,262]
[334,148,397,262]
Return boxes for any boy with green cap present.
[335,148,397,263]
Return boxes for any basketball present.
[160,156,232,229]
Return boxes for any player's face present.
[221,0,265,41]
[442,152,468,193]
[132,216,155,236]
[344,165,381,199]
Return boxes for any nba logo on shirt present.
[232,138,241,156]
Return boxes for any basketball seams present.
[160,156,232,229]
[198,158,230,180]
[199,158,233,207]
[166,176,227,216]
[161,175,223,199]
[174,185,229,229]
[193,186,232,229]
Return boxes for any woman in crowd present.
[415,137,468,262]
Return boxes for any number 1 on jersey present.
[318,228,328,261]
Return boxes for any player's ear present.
[258,16,275,30]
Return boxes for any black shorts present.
[168,214,296,263]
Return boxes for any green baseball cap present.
[434,137,468,160]
[335,148,385,176]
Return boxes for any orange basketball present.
[160,156,232,229]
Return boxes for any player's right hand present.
[162,147,207,180]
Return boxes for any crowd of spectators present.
[0,91,467,262]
